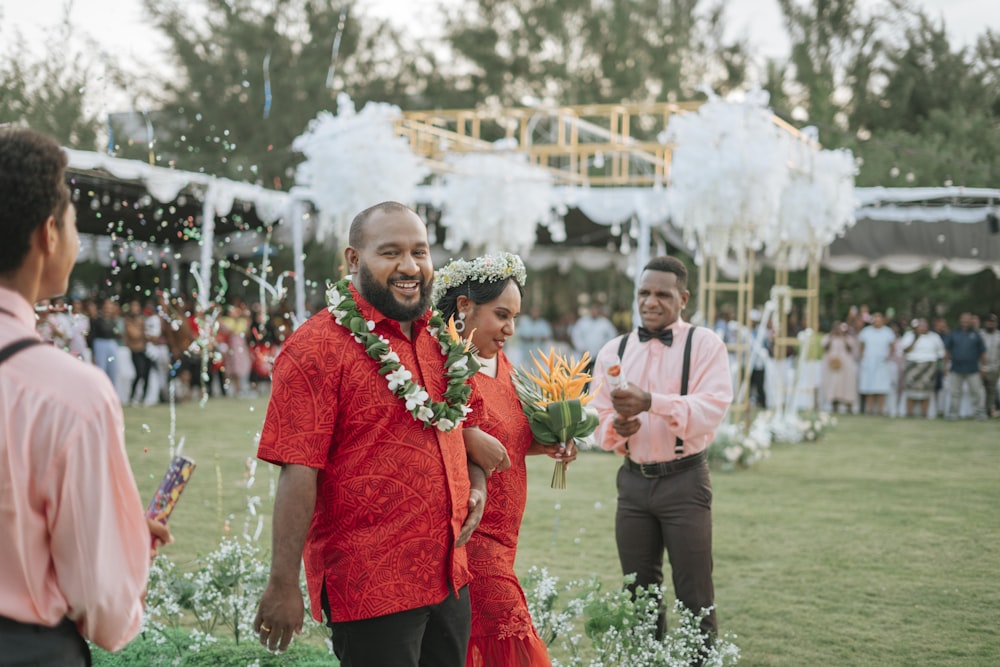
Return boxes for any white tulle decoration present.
[438,152,556,253]
[662,93,796,263]
[663,93,858,267]
[293,94,429,241]
[770,148,858,269]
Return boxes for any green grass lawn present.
[124,399,1000,665]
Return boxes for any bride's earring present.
[455,311,467,333]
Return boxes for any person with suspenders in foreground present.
[0,128,171,664]
[589,255,733,651]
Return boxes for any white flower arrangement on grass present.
[709,409,837,471]
[707,418,772,471]
[764,409,836,444]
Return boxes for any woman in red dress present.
[435,253,573,667]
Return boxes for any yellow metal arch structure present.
[399,102,702,186]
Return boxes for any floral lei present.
[325,278,480,432]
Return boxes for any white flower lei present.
[431,252,527,305]
[325,279,479,432]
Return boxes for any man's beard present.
[358,263,433,322]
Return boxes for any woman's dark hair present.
[0,128,70,275]
[435,277,523,322]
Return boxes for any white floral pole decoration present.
[662,91,793,264]
[437,151,557,254]
[293,94,430,242]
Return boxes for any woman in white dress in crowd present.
[857,312,897,415]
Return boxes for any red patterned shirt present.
[257,285,479,623]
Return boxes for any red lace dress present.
[466,352,552,667]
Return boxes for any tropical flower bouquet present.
[513,348,599,489]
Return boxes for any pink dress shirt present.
[0,286,149,651]
[590,319,733,462]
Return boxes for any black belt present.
[623,450,706,478]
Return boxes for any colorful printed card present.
[146,455,196,525]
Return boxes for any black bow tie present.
[637,327,673,346]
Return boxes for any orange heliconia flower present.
[523,348,596,407]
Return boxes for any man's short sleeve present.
[257,320,340,468]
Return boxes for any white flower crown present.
[432,252,527,305]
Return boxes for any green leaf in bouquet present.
[576,408,600,438]
[546,398,583,442]
[528,411,560,443]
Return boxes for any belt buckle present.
[639,462,659,478]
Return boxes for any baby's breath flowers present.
[431,252,527,304]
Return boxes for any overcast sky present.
[1,0,996,118]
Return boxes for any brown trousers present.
[615,459,717,640]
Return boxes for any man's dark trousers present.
[615,457,717,640]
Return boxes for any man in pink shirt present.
[590,256,732,646]
[0,128,170,663]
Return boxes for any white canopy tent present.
[825,187,1000,277]
[66,149,313,322]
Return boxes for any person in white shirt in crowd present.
[857,311,897,416]
[747,309,770,408]
[900,318,946,418]
[64,298,91,361]
[981,314,1000,417]
[143,295,172,405]
[571,302,619,371]
[45,297,73,351]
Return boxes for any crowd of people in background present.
[508,299,999,423]
[34,293,293,405]
[748,306,999,421]
[29,286,1000,423]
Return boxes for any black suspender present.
[0,307,44,366]
[616,332,629,360]
[676,326,696,456]
[618,326,697,457]
[0,338,43,365]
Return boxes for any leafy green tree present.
[847,107,1000,186]
[130,0,432,185]
[773,1,999,187]
[439,0,747,109]
[0,23,103,148]
[767,0,880,136]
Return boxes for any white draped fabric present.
[435,152,559,253]
[292,94,429,242]
[65,149,293,224]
